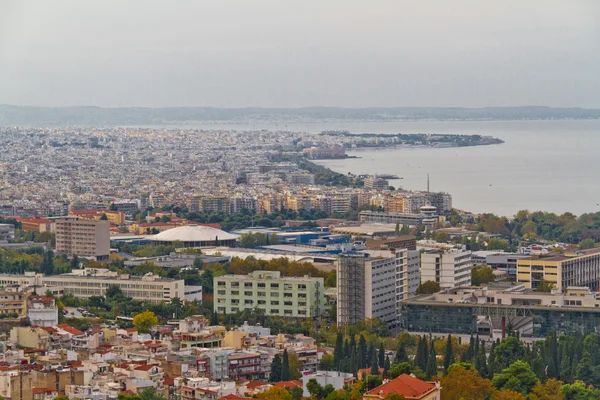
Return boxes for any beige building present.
[10,327,50,349]
[0,369,33,400]
[42,269,185,303]
[55,217,110,260]
[0,285,28,319]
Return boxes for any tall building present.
[214,271,324,318]
[364,176,389,190]
[517,248,600,291]
[337,250,418,331]
[55,217,110,260]
[0,223,15,243]
[421,249,472,289]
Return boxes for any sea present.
[183,119,600,217]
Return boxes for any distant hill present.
[1,105,599,126]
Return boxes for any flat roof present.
[332,224,397,235]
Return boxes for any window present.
[244,282,253,288]
[298,293,306,298]
[270,283,279,288]
[258,300,266,305]
[284,301,293,306]
[217,290,226,295]
[258,292,266,297]
[284,284,293,290]
[270,309,279,314]
[231,282,239,287]
[217,281,226,287]
[244,291,253,296]
[258,283,266,288]
[245,300,253,304]
[231,291,239,296]
[284,310,293,315]
[271,301,279,305]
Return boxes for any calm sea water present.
[184,120,600,217]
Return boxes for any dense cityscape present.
[2,0,598,399]
[0,123,599,400]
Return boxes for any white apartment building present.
[337,249,419,331]
[0,269,185,303]
[27,296,59,326]
[55,216,110,260]
[421,248,473,289]
[214,271,325,318]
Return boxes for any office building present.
[517,248,600,291]
[401,284,600,338]
[365,236,417,251]
[359,210,439,227]
[337,250,418,330]
[364,176,389,190]
[0,285,28,319]
[55,217,110,260]
[0,269,185,303]
[421,249,472,289]
[286,172,315,185]
[214,271,325,318]
[0,223,15,243]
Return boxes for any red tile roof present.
[274,380,302,388]
[365,374,438,399]
[245,380,269,389]
[56,324,84,335]
[219,395,250,400]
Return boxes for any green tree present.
[389,362,412,379]
[270,353,282,382]
[579,239,596,249]
[139,388,167,400]
[494,336,525,371]
[416,281,441,295]
[472,265,495,286]
[536,278,555,292]
[100,214,108,220]
[282,349,290,381]
[379,342,386,369]
[320,354,335,371]
[426,339,437,379]
[133,310,158,333]
[444,334,455,374]
[492,360,539,396]
[307,378,325,399]
[288,386,303,400]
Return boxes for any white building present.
[27,296,59,326]
[421,248,473,289]
[302,371,354,397]
[337,249,418,331]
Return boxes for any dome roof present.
[148,225,239,242]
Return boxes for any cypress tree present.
[487,340,497,379]
[370,351,379,376]
[474,335,480,357]
[384,355,391,377]
[378,342,385,369]
[463,334,474,362]
[270,354,282,382]
[367,343,376,369]
[333,333,343,369]
[414,337,424,369]
[422,335,429,372]
[476,345,488,378]
[443,334,454,374]
[425,340,437,379]
[359,335,368,368]
[395,343,408,364]
[282,349,290,381]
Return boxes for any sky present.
[0,0,599,108]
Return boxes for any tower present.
[427,173,430,192]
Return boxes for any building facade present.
[420,249,472,289]
[55,217,110,260]
[517,248,600,291]
[214,271,325,318]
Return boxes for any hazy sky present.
[1,0,599,108]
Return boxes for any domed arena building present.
[147,225,239,247]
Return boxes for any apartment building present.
[0,223,15,243]
[214,271,325,318]
[336,250,419,331]
[0,369,33,400]
[27,296,59,327]
[0,285,28,319]
[19,218,54,233]
[286,172,315,185]
[69,209,125,225]
[517,248,600,291]
[40,269,185,303]
[364,176,389,190]
[55,217,110,260]
[421,249,472,289]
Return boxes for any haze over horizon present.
[1,0,599,109]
